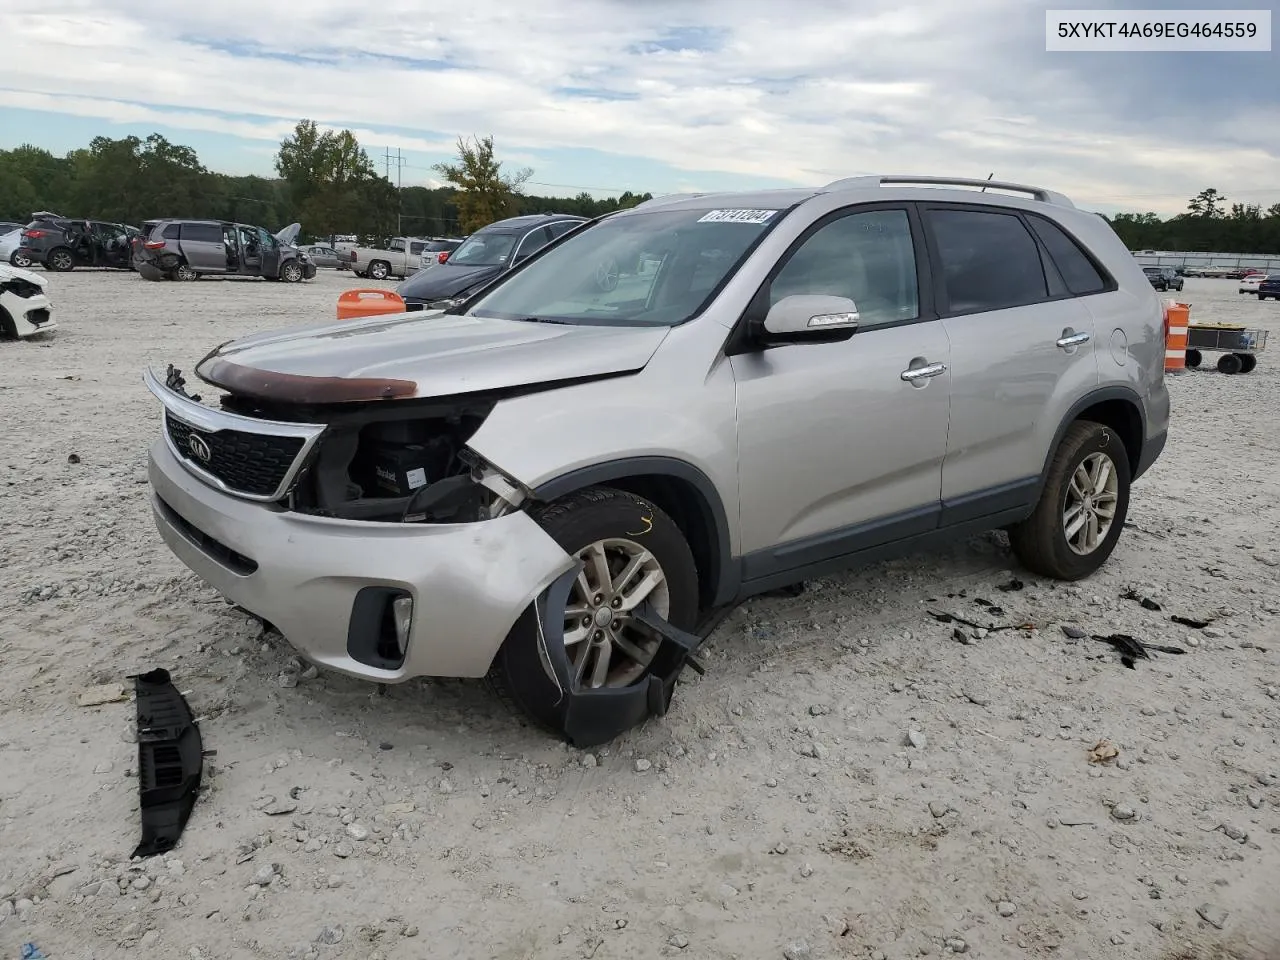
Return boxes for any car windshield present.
[1142,267,1160,274]
[447,231,519,266]
[465,206,788,327]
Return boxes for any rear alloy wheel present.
[46,248,75,272]
[1009,421,1130,581]
[487,486,699,733]
[10,249,33,269]
[368,260,390,280]
[280,260,304,283]
[173,262,198,282]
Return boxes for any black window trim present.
[724,200,938,357]
[919,201,1118,319]
[1022,210,1116,297]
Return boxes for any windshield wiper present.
[508,316,573,325]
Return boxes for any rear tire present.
[487,486,699,734]
[368,260,390,280]
[1009,421,1131,581]
[1217,353,1243,375]
[45,247,75,272]
[10,249,33,269]
[1239,353,1258,374]
[172,261,198,282]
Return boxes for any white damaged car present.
[0,263,56,339]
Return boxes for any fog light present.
[391,596,413,654]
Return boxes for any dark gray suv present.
[135,220,316,282]
[16,214,138,271]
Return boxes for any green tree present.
[275,120,391,237]
[433,135,532,233]
[1188,188,1226,218]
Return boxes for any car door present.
[921,204,1102,520]
[257,227,282,276]
[179,222,226,272]
[730,205,953,574]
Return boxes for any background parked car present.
[300,244,341,269]
[1257,277,1280,301]
[135,220,316,283]
[1142,265,1183,291]
[1238,273,1271,294]
[17,214,138,272]
[417,237,465,271]
[343,236,433,280]
[1,226,25,266]
[395,214,586,309]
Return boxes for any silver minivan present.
[143,175,1170,745]
[136,220,316,282]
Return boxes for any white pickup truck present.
[343,237,431,280]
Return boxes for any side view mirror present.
[761,294,860,341]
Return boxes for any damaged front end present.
[144,361,709,745]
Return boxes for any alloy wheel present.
[561,538,670,689]
[1062,452,1120,556]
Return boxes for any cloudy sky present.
[0,0,1276,216]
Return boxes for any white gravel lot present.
[2,270,1279,960]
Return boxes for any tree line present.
[0,120,651,242]
[3,124,1277,253]
[1107,188,1280,253]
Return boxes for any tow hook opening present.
[532,560,708,748]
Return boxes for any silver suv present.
[143,175,1170,744]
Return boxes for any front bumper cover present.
[148,439,575,680]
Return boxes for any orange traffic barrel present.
[337,288,406,321]
[1164,301,1189,373]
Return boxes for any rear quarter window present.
[161,223,181,240]
[1025,217,1109,296]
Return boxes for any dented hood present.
[195,311,670,404]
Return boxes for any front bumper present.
[148,439,575,681]
[0,290,55,338]
[300,260,318,279]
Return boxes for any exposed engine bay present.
[214,389,524,524]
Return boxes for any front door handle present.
[1056,331,1091,348]
[900,362,947,382]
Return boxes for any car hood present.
[274,223,301,245]
[0,263,47,287]
[193,311,670,404]
[396,263,502,300]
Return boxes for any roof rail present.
[631,192,712,210]
[823,175,1075,208]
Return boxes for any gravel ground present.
[2,270,1279,960]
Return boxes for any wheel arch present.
[1042,387,1146,484]
[530,457,738,610]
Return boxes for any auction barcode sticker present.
[1046,9,1271,50]
[697,209,779,224]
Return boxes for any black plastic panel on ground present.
[166,414,304,497]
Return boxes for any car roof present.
[478,214,588,232]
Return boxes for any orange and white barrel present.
[1164,301,1189,373]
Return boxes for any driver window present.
[257,227,278,250]
[769,209,919,329]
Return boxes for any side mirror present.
[761,294,860,341]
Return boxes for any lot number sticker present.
[697,209,779,224]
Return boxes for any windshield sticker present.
[697,209,779,225]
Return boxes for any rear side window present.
[1026,215,1107,295]
[161,223,181,240]
[547,220,581,240]
[181,223,222,243]
[927,209,1046,314]
[409,241,426,255]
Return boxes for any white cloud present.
[0,0,1276,214]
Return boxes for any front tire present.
[487,486,699,733]
[280,260,304,283]
[1218,352,1243,375]
[1009,421,1131,581]
[1239,353,1258,374]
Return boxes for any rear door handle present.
[900,362,947,382]
[1056,331,1091,348]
